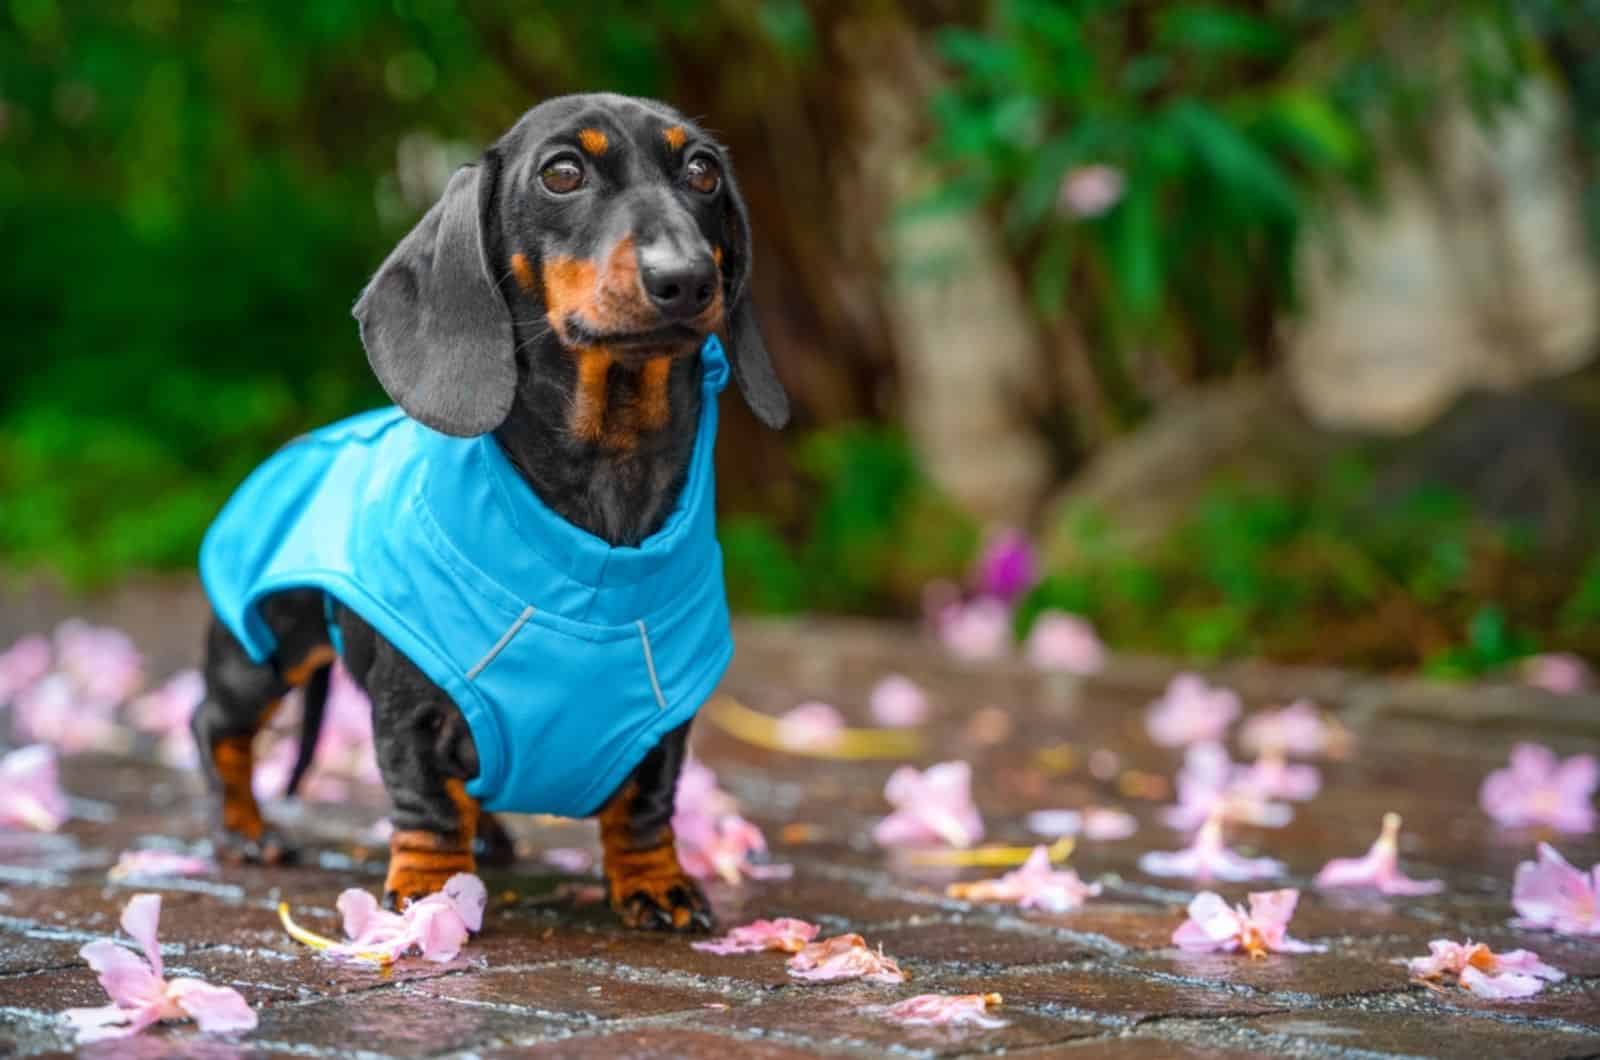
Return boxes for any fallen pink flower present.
[13,673,125,753]
[787,933,906,984]
[62,893,256,1042]
[54,619,144,708]
[868,674,929,727]
[1140,810,1284,882]
[1522,653,1593,696]
[776,701,846,752]
[1512,843,1599,935]
[1058,163,1125,218]
[1235,750,1321,803]
[0,634,51,706]
[1238,700,1346,758]
[946,845,1101,913]
[873,760,984,849]
[1024,611,1106,675]
[973,528,1038,604]
[127,669,205,735]
[1173,888,1323,958]
[879,992,1006,1029]
[1162,742,1293,831]
[109,849,216,881]
[673,758,790,884]
[540,847,595,874]
[692,917,819,955]
[1145,673,1240,747]
[1314,812,1443,896]
[1479,743,1597,834]
[934,596,1013,662]
[314,873,485,964]
[0,744,69,832]
[1026,806,1138,841]
[1406,939,1563,999]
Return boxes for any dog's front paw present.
[383,832,476,910]
[213,826,298,866]
[607,865,713,932]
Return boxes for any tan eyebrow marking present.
[510,252,536,292]
[577,128,609,155]
[662,125,686,151]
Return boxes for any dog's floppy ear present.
[354,155,515,437]
[719,165,790,430]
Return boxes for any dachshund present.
[190,93,788,933]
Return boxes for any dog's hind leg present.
[192,589,333,864]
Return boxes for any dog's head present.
[354,93,788,438]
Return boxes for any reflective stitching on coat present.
[636,619,668,710]
[467,606,536,681]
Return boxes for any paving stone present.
[0,927,90,975]
[989,967,1290,1024]
[1252,1008,1600,1058]
[479,1026,857,1059]
[249,988,569,1056]
[1040,1035,1280,1059]
[697,981,1103,1056]
[870,919,1101,971]
[409,964,739,1020]
[1132,949,1410,999]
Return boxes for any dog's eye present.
[540,158,584,195]
[684,155,721,195]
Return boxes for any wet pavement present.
[1,602,1599,1059]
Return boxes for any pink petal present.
[1139,814,1284,882]
[1173,892,1241,951]
[1145,674,1241,747]
[127,669,205,734]
[1082,807,1138,841]
[0,744,69,832]
[168,979,258,1033]
[868,674,929,727]
[1239,700,1337,757]
[337,888,388,941]
[1024,611,1106,675]
[786,934,906,984]
[1058,164,1125,217]
[875,761,984,849]
[776,702,846,751]
[441,873,487,933]
[540,847,595,874]
[406,900,470,962]
[1246,888,1300,933]
[1459,965,1545,999]
[1491,948,1565,982]
[1512,843,1600,935]
[119,894,163,979]
[880,993,1007,1029]
[110,849,216,880]
[936,597,1013,661]
[693,918,820,955]
[0,634,52,705]
[1522,653,1593,696]
[79,940,163,1009]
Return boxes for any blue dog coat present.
[200,337,734,818]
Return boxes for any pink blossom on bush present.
[1058,164,1125,218]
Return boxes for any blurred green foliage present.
[927,0,1534,422]
[1017,460,1600,674]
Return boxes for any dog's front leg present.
[599,719,713,932]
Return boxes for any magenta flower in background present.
[873,760,985,849]
[63,894,256,1041]
[322,873,486,963]
[0,634,51,706]
[692,917,819,955]
[868,674,929,727]
[787,933,906,984]
[1479,743,1597,834]
[1173,889,1323,958]
[109,849,216,881]
[879,993,1007,1029]
[775,701,846,752]
[673,758,789,884]
[934,596,1013,662]
[1145,673,1241,747]
[1140,809,1285,882]
[1512,843,1599,935]
[1406,939,1563,999]
[1238,700,1346,758]
[1314,813,1444,896]
[1522,653,1593,696]
[1026,806,1138,842]
[946,845,1101,913]
[0,744,69,832]
[973,528,1038,604]
[1058,164,1125,218]
[1024,611,1107,675]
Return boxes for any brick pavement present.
[1,609,1598,1058]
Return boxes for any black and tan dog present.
[190,93,787,931]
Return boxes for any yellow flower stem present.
[707,696,923,759]
[277,902,392,965]
[904,836,1075,867]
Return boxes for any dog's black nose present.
[640,254,717,321]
